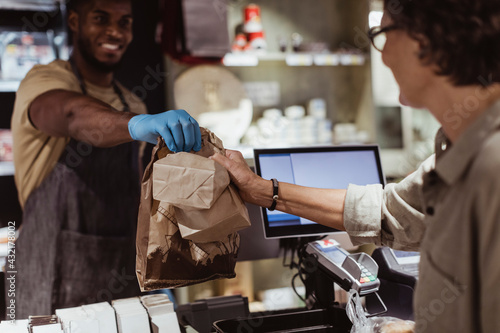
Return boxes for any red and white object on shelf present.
[242,4,267,51]
[243,4,262,33]
[231,33,247,52]
[0,130,13,162]
[247,31,267,50]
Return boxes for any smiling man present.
[71,0,133,73]
[10,0,201,317]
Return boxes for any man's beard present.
[77,36,124,73]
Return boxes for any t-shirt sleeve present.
[14,61,80,129]
[343,154,434,250]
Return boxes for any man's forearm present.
[30,89,136,147]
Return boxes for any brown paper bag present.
[152,152,230,210]
[175,185,251,243]
[136,128,249,291]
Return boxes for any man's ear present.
[68,10,79,34]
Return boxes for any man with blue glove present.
[10,0,201,317]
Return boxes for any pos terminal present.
[367,246,420,320]
[305,239,380,296]
[302,239,386,318]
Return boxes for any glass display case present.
[0,0,67,92]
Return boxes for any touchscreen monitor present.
[253,145,385,239]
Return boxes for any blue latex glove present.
[128,110,202,152]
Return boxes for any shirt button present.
[427,171,438,186]
[426,206,434,215]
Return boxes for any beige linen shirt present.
[344,99,500,332]
[11,60,147,207]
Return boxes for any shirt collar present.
[434,99,500,185]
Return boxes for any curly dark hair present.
[66,0,92,13]
[66,0,131,13]
[384,0,500,86]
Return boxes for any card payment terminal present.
[305,239,380,296]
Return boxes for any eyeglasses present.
[368,25,398,52]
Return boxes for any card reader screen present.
[314,244,348,264]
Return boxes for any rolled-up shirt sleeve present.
[343,155,435,251]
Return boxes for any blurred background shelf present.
[0,161,14,176]
[0,0,59,12]
[0,80,20,92]
[222,52,366,67]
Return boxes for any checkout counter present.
[177,241,420,332]
[0,241,418,332]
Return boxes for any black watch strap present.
[269,178,279,211]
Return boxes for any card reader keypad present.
[360,265,376,283]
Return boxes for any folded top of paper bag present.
[152,152,230,210]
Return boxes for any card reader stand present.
[303,240,387,317]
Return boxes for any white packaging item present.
[308,98,327,119]
[284,105,305,119]
[0,319,30,333]
[112,297,150,333]
[151,313,181,333]
[140,294,180,333]
[31,324,64,333]
[56,306,98,333]
[82,302,118,333]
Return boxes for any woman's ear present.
[414,33,430,59]
[68,10,79,34]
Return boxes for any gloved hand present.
[128,109,202,152]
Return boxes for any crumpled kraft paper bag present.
[136,128,249,291]
[152,152,230,210]
[175,184,251,243]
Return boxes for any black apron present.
[15,67,141,317]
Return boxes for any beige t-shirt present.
[11,60,147,208]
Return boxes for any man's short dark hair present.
[66,0,132,14]
[385,0,500,86]
[66,0,92,13]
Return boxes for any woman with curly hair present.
[211,0,500,331]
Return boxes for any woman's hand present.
[210,149,272,206]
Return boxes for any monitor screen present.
[253,145,385,239]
